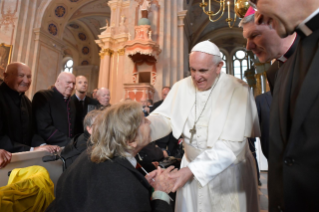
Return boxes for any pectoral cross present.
[189,125,196,144]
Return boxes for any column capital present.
[117,48,125,56]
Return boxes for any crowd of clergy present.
[0,0,319,211]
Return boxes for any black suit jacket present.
[255,91,272,159]
[61,131,90,168]
[267,35,300,96]
[150,100,163,113]
[268,28,319,211]
[71,94,98,135]
[46,151,172,212]
[266,61,280,96]
[0,83,45,152]
[32,88,76,146]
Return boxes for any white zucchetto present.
[191,40,221,57]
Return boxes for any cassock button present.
[277,206,283,212]
[284,158,294,166]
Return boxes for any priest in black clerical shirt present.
[0,62,60,153]
[32,72,77,147]
[71,75,98,136]
[253,0,319,211]
[239,7,299,95]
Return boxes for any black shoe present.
[258,180,262,186]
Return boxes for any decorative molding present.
[117,48,125,55]
[69,23,80,29]
[177,10,188,27]
[48,23,58,36]
[82,46,90,54]
[33,28,65,48]
[55,6,66,18]
[99,48,114,58]
[78,33,86,41]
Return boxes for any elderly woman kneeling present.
[46,101,175,212]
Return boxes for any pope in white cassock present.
[147,40,261,212]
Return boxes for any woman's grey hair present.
[83,110,100,131]
[238,14,255,28]
[89,101,143,163]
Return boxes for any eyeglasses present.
[248,0,258,10]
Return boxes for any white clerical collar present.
[126,156,137,168]
[277,55,287,63]
[277,33,298,63]
[296,7,319,37]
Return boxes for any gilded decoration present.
[55,6,66,18]
[78,33,86,41]
[48,24,58,36]
[82,47,90,55]
[118,49,125,56]
[81,60,89,65]
[99,48,114,58]
[0,43,13,78]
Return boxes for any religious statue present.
[141,0,151,11]
[99,19,109,33]
[120,16,125,26]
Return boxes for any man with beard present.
[71,76,98,135]
[33,72,76,147]
[250,0,319,211]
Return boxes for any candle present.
[227,1,230,19]
[209,0,211,12]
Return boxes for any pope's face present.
[252,0,299,37]
[243,21,282,63]
[189,51,222,91]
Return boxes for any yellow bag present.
[0,165,55,212]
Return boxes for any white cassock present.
[147,72,261,212]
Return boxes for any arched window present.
[64,59,73,73]
[220,51,227,73]
[233,50,248,82]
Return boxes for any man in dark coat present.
[0,62,60,153]
[61,110,99,168]
[255,91,272,159]
[96,87,111,109]
[71,75,98,135]
[253,0,319,211]
[32,72,76,147]
[150,86,170,113]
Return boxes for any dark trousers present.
[248,138,260,181]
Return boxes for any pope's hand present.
[153,166,177,193]
[169,167,194,192]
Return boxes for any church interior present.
[0,0,272,211]
[0,0,270,102]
